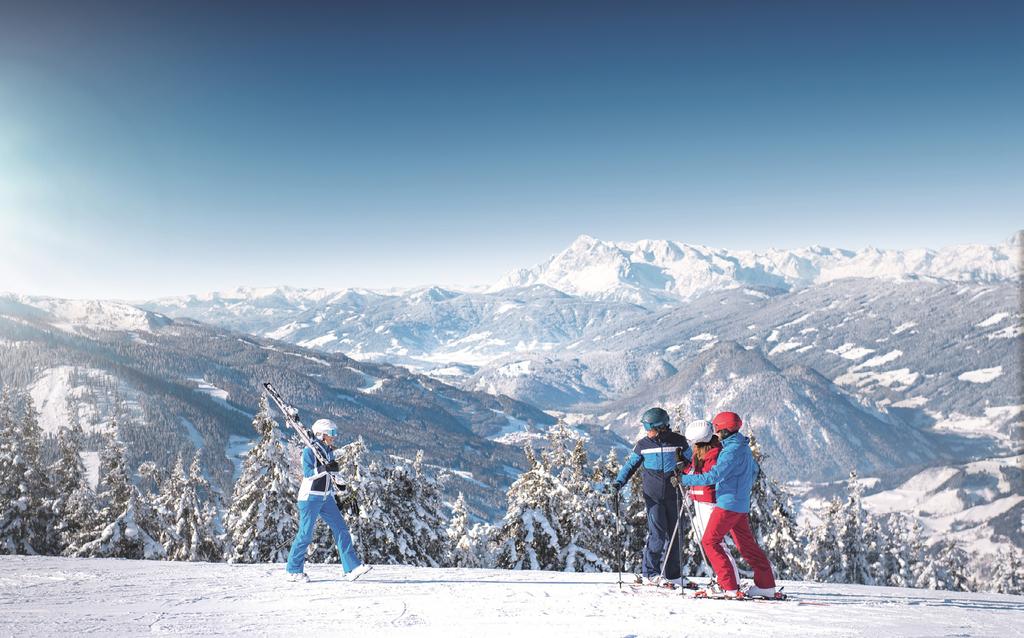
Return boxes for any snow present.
[977,312,1010,327]
[494,360,532,378]
[189,377,228,401]
[29,366,135,435]
[891,321,917,335]
[79,451,100,490]
[988,323,1023,339]
[689,332,716,341]
[958,366,1003,383]
[854,349,902,368]
[835,368,919,390]
[1,558,1022,637]
[768,339,802,355]
[296,332,338,348]
[891,396,929,408]
[225,435,256,481]
[179,417,204,449]
[828,343,875,360]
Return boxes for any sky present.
[0,0,1021,299]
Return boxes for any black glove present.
[317,460,340,473]
[611,480,623,493]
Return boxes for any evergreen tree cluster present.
[2,390,1021,595]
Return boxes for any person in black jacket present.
[612,407,690,586]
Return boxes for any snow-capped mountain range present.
[494,233,1020,304]
[139,234,1021,483]
[4,234,1019,546]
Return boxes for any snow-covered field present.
[1,557,1021,637]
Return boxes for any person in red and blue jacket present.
[612,407,691,586]
[676,412,776,598]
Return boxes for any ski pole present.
[614,488,623,589]
[659,485,686,579]
[677,482,714,582]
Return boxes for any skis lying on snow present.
[693,587,788,601]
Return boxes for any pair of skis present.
[263,381,347,493]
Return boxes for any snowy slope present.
[1,557,1021,637]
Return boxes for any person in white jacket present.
[285,418,370,582]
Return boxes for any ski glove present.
[611,481,623,492]
[316,460,340,473]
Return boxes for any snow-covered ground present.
[1,557,1021,637]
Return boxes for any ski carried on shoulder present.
[262,382,345,492]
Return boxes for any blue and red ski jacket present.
[615,430,691,501]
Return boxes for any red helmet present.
[712,411,742,433]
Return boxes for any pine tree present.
[593,449,628,573]
[224,396,298,563]
[623,468,648,575]
[747,434,804,579]
[918,539,972,592]
[556,437,610,572]
[835,470,876,585]
[992,547,1024,595]
[0,394,51,555]
[69,428,164,559]
[882,513,927,588]
[446,492,475,567]
[155,454,223,562]
[342,449,449,567]
[49,420,97,554]
[803,497,842,582]
[495,444,562,570]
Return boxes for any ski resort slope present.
[1,557,1022,638]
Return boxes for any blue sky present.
[1,1,1020,299]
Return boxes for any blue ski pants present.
[643,493,681,579]
[286,497,361,574]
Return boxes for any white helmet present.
[685,419,715,444]
[312,418,338,438]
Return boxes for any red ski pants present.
[702,507,775,591]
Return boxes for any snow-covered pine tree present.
[137,460,174,555]
[992,547,1024,595]
[747,433,803,579]
[344,449,449,567]
[69,426,164,559]
[592,449,627,573]
[835,470,876,585]
[803,497,842,582]
[881,512,927,588]
[0,394,51,555]
[224,396,297,563]
[408,450,449,566]
[446,491,473,567]
[918,538,972,592]
[556,436,610,572]
[495,444,562,570]
[623,468,648,575]
[161,454,223,561]
[49,419,97,554]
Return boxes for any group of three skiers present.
[285,407,777,600]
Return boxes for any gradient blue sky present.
[1,1,1020,299]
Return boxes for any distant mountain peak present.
[491,236,1019,305]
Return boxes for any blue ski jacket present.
[615,430,691,501]
[677,432,757,513]
[297,439,338,502]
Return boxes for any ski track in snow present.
[1,558,1022,637]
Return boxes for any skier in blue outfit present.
[286,418,371,583]
[612,407,691,586]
